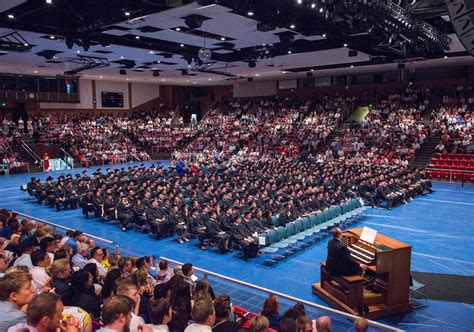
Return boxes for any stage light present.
[311,3,316,9]
[290,24,295,29]
[50,35,55,39]
[248,11,254,16]
[125,12,130,16]
[175,27,181,31]
[135,36,140,39]
[343,43,348,47]
[220,37,225,41]
[8,14,14,19]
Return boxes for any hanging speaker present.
[447,0,474,55]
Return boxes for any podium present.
[312,228,413,319]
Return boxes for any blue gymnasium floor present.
[1,161,473,331]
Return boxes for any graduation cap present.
[46,176,53,181]
[75,174,81,178]
[66,174,72,178]
[82,171,88,174]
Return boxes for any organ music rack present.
[312,228,413,319]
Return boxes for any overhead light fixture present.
[120,56,124,59]
[126,78,129,80]
[288,50,292,54]
[444,55,448,58]
[34,70,38,73]
[99,76,103,79]
[76,50,81,53]
[46,0,52,3]
[297,0,302,4]
[180,43,184,47]
[208,78,212,81]
[255,73,260,76]
[248,11,254,16]
[350,65,354,68]
[8,14,14,19]
[343,43,348,47]
[220,37,225,41]
[290,24,295,29]
[193,82,197,84]
[135,36,140,39]
[125,12,130,16]
[319,7,323,13]
[322,34,326,38]
[24,43,28,46]
[50,35,55,39]
[161,79,166,82]
[311,3,316,9]
[175,27,181,31]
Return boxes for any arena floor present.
[1,161,473,331]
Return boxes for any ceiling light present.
[311,3,316,8]
[46,0,52,3]
[297,0,302,4]
[319,7,323,13]
[188,64,191,68]
[248,11,254,16]
[125,12,130,16]
[99,76,103,79]
[180,44,184,47]
[76,50,80,53]
[157,61,160,63]
[290,24,295,29]
[322,34,326,38]
[350,65,354,68]
[120,56,124,59]
[310,69,314,72]
[444,55,448,59]
[193,82,197,84]
[208,78,212,81]
[126,78,129,80]
[343,43,348,47]
[282,71,287,74]
[24,43,29,46]
[186,80,190,82]
[176,27,181,31]
[161,79,166,82]
[8,14,14,19]
[255,74,260,76]
[135,36,140,39]
[34,70,38,73]
[50,35,55,39]
[220,37,225,41]
[288,50,292,54]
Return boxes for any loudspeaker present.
[348,49,358,57]
[119,69,127,75]
[447,0,474,55]
[247,77,253,82]
[184,15,205,29]
[153,71,160,77]
[306,72,314,78]
[397,63,405,70]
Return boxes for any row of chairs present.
[427,163,474,171]
[433,152,473,161]
[424,169,473,182]
[259,198,368,266]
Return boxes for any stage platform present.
[1,161,473,331]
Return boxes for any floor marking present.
[418,198,474,206]
[412,252,474,266]
[0,187,20,192]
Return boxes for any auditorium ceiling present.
[0,0,471,85]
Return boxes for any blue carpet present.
[1,164,473,331]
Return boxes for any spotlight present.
[65,37,74,49]
[8,14,14,19]
[82,39,90,51]
[248,60,256,68]
[311,3,316,9]
[125,12,130,16]
[248,11,254,16]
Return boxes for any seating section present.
[259,198,368,266]
[425,153,474,182]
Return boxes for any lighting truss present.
[64,55,110,75]
[0,31,32,53]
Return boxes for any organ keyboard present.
[312,228,413,319]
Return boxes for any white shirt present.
[130,313,145,332]
[152,325,169,332]
[184,323,212,332]
[30,266,49,291]
[13,254,33,269]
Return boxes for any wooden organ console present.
[312,228,413,319]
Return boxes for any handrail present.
[425,167,474,173]
[21,141,42,163]
[159,256,402,332]
[12,210,114,246]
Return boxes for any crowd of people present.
[25,146,433,261]
[0,209,373,332]
[175,95,352,163]
[432,87,473,154]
